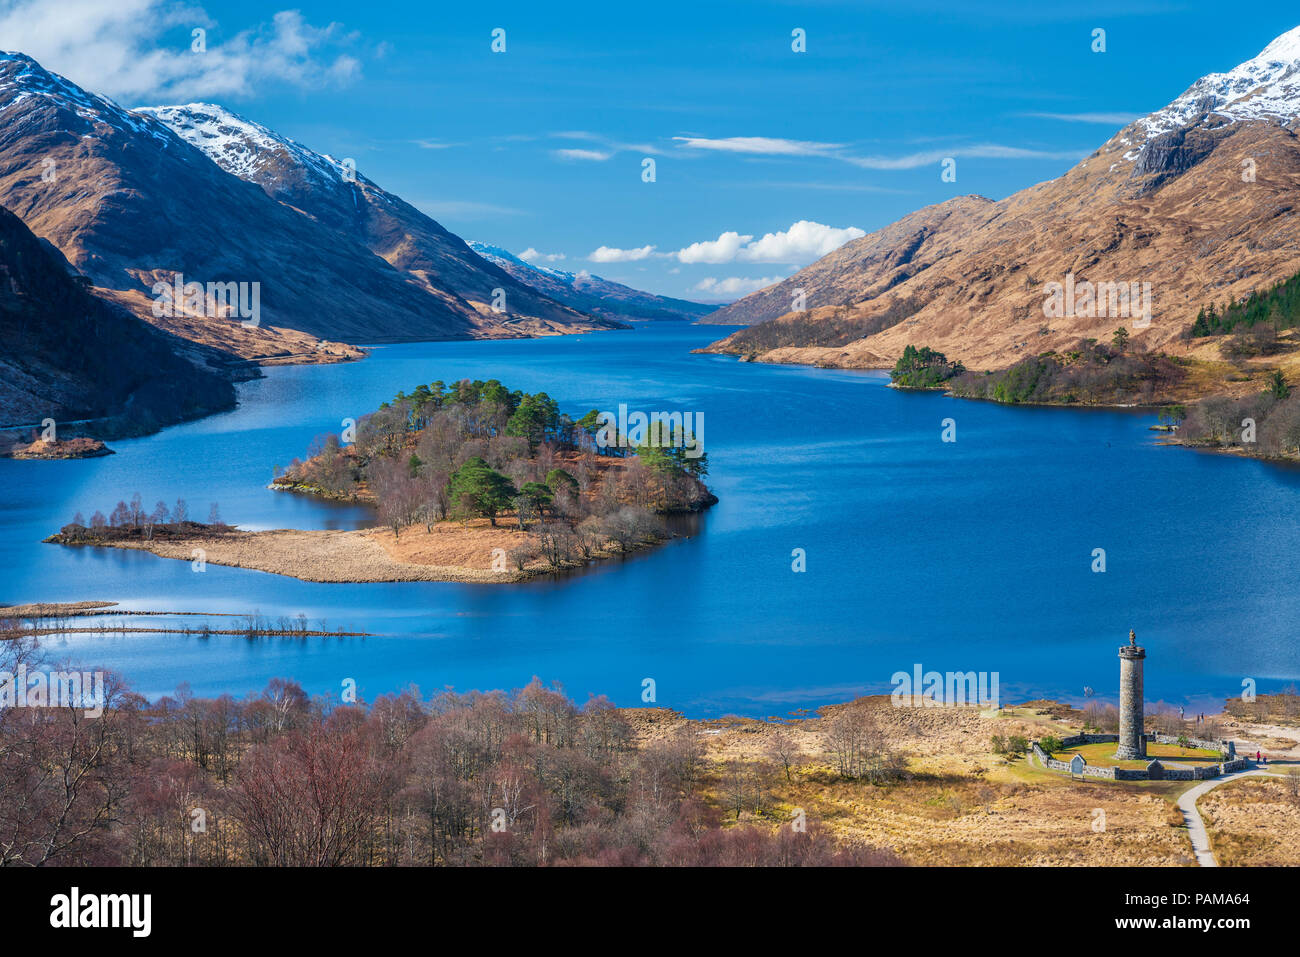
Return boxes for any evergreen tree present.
[448,457,517,525]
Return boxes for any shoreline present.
[714,351,1300,466]
[46,521,692,584]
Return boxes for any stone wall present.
[1030,734,1243,783]
[1151,732,1232,754]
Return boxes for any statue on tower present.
[1129,629,1136,647]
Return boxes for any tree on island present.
[448,457,518,526]
[514,482,554,531]
[545,468,579,495]
[271,376,716,563]
[505,392,559,451]
[890,344,965,389]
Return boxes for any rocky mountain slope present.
[468,241,716,322]
[138,104,623,337]
[0,54,616,365]
[703,26,1300,372]
[0,204,235,438]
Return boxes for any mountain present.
[137,104,624,337]
[0,54,608,364]
[467,241,717,322]
[0,203,235,437]
[703,27,1300,371]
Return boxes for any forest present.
[1173,370,1300,458]
[891,338,1187,406]
[272,379,715,569]
[1190,267,1300,338]
[0,635,902,867]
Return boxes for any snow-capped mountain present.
[468,242,716,322]
[137,103,345,185]
[0,52,483,353]
[139,103,622,335]
[1137,26,1300,140]
[704,26,1300,371]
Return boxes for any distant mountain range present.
[0,53,619,363]
[138,104,622,338]
[467,242,717,322]
[0,204,235,437]
[704,26,1300,372]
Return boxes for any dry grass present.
[99,287,366,364]
[626,697,1199,866]
[86,526,525,583]
[71,514,652,584]
[1199,776,1300,866]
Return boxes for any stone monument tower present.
[1116,629,1146,760]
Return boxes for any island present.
[46,379,716,583]
[5,436,114,459]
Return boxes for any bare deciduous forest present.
[0,637,901,867]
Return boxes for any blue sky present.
[6,0,1300,300]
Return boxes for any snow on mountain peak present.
[0,51,174,145]
[468,241,576,281]
[137,102,348,186]
[1136,25,1300,142]
[1257,25,1300,63]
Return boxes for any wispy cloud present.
[675,133,1088,170]
[415,199,524,220]
[739,180,911,194]
[673,136,844,157]
[550,131,665,160]
[843,144,1087,170]
[553,148,612,161]
[1023,111,1139,125]
[0,0,363,101]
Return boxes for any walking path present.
[1177,768,1287,866]
[1025,748,1291,866]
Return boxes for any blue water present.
[2,322,1297,716]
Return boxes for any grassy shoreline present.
[45,518,693,584]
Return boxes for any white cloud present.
[675,221,864,266]
[553,148,612,161]
[676,231,753,264]
[739,220,865,263]
[674,136,843,157]
[519,247,566,263]
[588,245,655,263]
[0,1,362,101]
[694,276,784,297]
